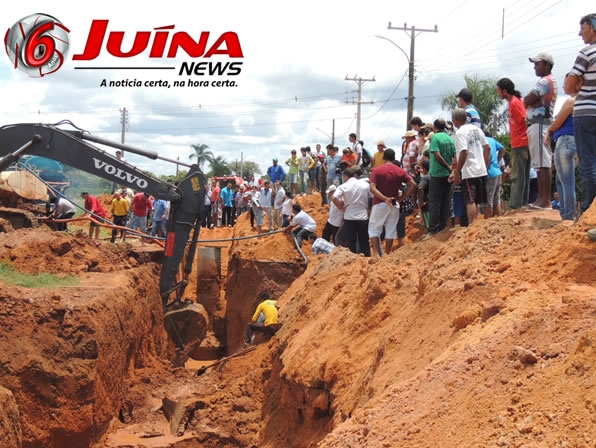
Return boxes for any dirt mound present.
[0,189,595,448]
[0,227,139,275]
[261,203,596,447]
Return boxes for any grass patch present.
[0,263,80,288]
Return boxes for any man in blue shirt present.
[151,198,169,237]
[220,181,234,227]
[267,158,286,184]
[326,145,342,186]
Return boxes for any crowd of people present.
[47,14,596,251]
[226,13,595,257]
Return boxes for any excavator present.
[0,121,209,365]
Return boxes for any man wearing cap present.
[565,13,596,216]
[401,130,419,176]
[372,140,386,170]
[299,147,315,195]
[457,88,482,128]
[524,52,558,209]
[267,158,286,185]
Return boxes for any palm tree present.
[189,143,214,170]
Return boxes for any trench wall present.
[0,267,168,448]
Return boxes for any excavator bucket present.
[164,301,209,366]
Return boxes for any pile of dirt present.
[0,191,594,448]
[259,198,596,447]
[0,227,139,275]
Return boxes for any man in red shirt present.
[369,148,417,257]
[80,192,107,239]
[128,191,153,235]
[497,78,530,209]
[210,179,221,229]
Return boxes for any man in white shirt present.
[48,196,76,231]
[332,167,371,256]
[349,133,363,165]
[260,181,274,232]
[273,181,285,229]
[284,204,317,247]
[451,108,491,225]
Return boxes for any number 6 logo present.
[5,13,71,77]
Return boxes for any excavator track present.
[0,207,39,229]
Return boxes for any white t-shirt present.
[328,201,344,227]
[282,197,293,215]
[352,141,363,158]
[333,177,369,220]
[274,187,285,210]
[291,210,317,232]
[454,124,488,180]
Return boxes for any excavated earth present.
[0,193,594,448]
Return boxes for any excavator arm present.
[0,122,208,363]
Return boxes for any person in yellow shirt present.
[110,191,130,243]
[372,140,386,170]
[245,292,280,345]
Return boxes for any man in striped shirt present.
[565,13,596,214]
[524,52,557,209]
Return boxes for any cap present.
[529,52,554,66]
[352,164,362,174]
[377,140,386,148]
[402,130,418,138]
[318,153,325,159]
[456,88,473,103]
[272,157,278,162]
[325,185,337,194]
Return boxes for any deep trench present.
[0,238,338,448]
[145,244,335,447]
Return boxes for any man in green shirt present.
[428,118,456,234]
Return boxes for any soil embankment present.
[0,194,594,447]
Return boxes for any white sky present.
[0,0,589,178]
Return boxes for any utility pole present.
[345,75,375,138]
[332,118,335,146]
[119,107,128,156]
[387,22,438,130]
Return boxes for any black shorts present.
[462,176,487,205]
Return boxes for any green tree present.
[239,161,262,180]
[207,155,231,177]
[439,74,507,135]
[159,170,188,184]
[189,143,214,170]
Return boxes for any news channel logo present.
[5,13,70,77]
